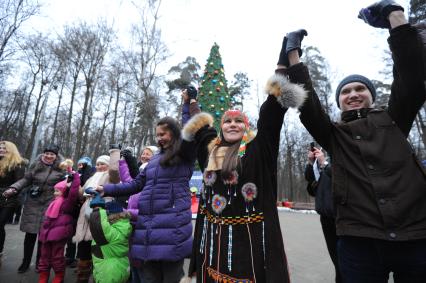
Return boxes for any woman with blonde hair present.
[0,141,27,267]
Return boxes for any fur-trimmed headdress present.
[219,109,252,157]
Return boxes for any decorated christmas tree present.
[198,43,232,131]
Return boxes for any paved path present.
[0,211,338,282]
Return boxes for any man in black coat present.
[276,0,426,282]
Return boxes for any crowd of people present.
[0,1,425,282]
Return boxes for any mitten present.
[277,36,289,67]
[358,0,404,29]
[286,29,308,57]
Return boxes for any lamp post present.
[30,79,51,163]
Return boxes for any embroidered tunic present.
[189,95,291,283]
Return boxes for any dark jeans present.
[65,238,76,260]
[0,206,14,253]
[338,236,426,283]
[137,260,184,283]
[320,215,342,283]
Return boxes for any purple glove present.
[358,0,404,29]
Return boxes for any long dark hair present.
[157,117,182,167]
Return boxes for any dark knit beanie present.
[105,201,123,214]
[43,144,60,155]
[335,74,376,108]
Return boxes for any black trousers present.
[0,206,14,253]
[138,260,184,283]
[338,236,426,283]
[77,240,92,260]
[23,232,41,266]
[320,215,342,283]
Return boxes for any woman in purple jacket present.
[98,116,198,283]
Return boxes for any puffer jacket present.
[10,155,65,234]
[90,208,132,283]
[39,172,80,242]
[104,150,195,262]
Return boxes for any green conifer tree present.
[198,42,231,131]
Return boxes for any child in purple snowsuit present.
[38,161,80,283]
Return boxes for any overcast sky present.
[23,0,411,117]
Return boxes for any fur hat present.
[335,74,376,108]
[44,144,60,155]
[96,155,110,165]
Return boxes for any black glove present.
[120,149,133,159]
[186,86,198,100]
[121,149,139,178]
[127,155,140,179]
[277,36,289,67]
[358,0,404,29]
[286,29,308,57]
[66,173,74,183]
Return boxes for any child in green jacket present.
[89,200,132,283]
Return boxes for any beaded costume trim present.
[207,267,253,283]
[199,206,264,225]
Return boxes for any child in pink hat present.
[38,159,80,283]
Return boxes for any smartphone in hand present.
[310,142,315,152]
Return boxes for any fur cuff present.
[182,112,214,141]
[265,74,307,109]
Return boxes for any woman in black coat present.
[0,141,27,267]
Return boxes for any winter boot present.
[76,259,92,283]
[52,271,65,283]
[38,271,50,283]
[17,258,31,273]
